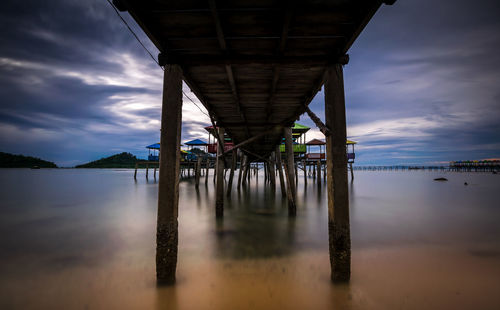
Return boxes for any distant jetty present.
[0,152,57,168]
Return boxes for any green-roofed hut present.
[279,123,310,154]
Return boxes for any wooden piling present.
[349,163,354,181]
[195,157,202,187]
[269,153,276,189]
[317,160,321,185]
[226,149,237,197]
[325,63,350,282]
[154,166,157,180]
[295,162,298,185]
[134,162,138,179]
[284,127,296,215]
[283,162,296,216]
[146,163,149,179]
[302,159,307,184]
[156,64,182,284]
[237,155,245,189]
[205,158,209,184]
[275,146,286,197]
[216,127,225,217]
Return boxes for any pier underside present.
[116,0,390,158]
[113,0,395,285]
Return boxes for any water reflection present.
[0,169,499,309]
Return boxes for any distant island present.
[0,152,57,168]
[76,152,144,168]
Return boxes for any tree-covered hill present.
[75,152,144,168]
[0,152,57,168]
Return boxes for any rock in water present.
[464,182,468,186]
[434,177,448,181]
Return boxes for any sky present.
[0,0,499,167]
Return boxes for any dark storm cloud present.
[0,0,499,166]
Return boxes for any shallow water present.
[0,169,499,309]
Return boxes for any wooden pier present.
[113,0,397,285]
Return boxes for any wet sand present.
[0,169,499,309]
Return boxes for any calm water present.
[0,169,499,309]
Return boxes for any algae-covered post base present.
[215,127,225,218]
[156,64,182,285]
[325,63,350,283]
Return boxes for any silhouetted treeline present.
[0,152,57,168]
[76,152,144,168]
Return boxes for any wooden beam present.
[325,64,350,282]
[162,54,345,66]
[208,0,251,138]
[156,64,182,284]
[219,125,283,157]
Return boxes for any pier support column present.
[317,160,321,185]
[237,154,245,189]
[350,163,354,181]
[226,149,237,197]
[156,64,182,284]
[302,160,307,185]
[325,63,350,282]
[276,146,286,197]
[269,153,276,190]
[205,158,209,184]
[216,127,225,217]
[284,127,296,215]
[195,157,202,187]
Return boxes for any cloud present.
[0,0,499,166]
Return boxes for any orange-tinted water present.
[0,169,499,309]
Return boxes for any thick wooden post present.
[295,162,298,185]
[302,159,307,184]
[237,155,245,189]
[317,160,322,185]
[216,128,225,217]
[275,146,286,197]
[195,157,202,187]
[205,158,209,184]
[242,160,249,186]
[269,153,276,189]
[350,162,354,181]
[284,127,296,215]
[283,162,296,216]
[325,63,350,282]
[226,149,237,196]
[156,64,182,284]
